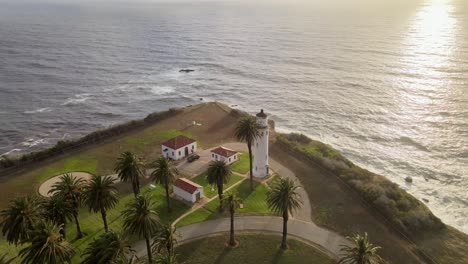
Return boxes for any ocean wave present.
[1,148,22,157]
[20,138,47,148]
[61,94,92,106]
[149,86,175,95]
[398,136,430,152]
[24,107,52,114]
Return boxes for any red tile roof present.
[162,135,196,150]
[174,178,202,194]
[211,147,238,158]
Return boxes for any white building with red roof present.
[173,178,203,204]
[161,135,197,160]
[211,146,239,165]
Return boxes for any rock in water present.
[179,69,195,73]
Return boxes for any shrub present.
[277,133,444,236]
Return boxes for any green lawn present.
[0,184,191,263]
[176,233,336,264]
[191,173,244,199]
[177,180,273,227]
[229,152,251,174]
[36,155,98,183]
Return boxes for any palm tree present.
[115,151,144,198]
[43,195,74,239]
[122,195,161,264]
[0,195,43,245]
[83,175,119,232]
[152,224,177,257]
[235,116,260,191]
[222,192,242,247]
[151,156,178,213]
[0,254,15,264]
[48,173,85,238]
[266,177,302,250]
[338,233,385,264]
[206,161,232,212]
[19,221,75,264]
[81,230,135,264]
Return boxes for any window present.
[192,145,194,149]
[212,153,214,158]
[234,155,237,160]
[178,151,181,155]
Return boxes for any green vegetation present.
[278,133,443,236]
[235,115,261,191]
[37,156,97,183]
[176,233,336,264]
[229,153,251,174]
[177,180,272,227]
[191,173,244,199]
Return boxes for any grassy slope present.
[176,233,336,264]
[270,137,468,264]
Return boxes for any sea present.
[0,0,466,233]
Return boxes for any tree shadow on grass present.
[213,246,234,264]
[271,248,285,264]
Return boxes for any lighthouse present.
[253,109,269,178]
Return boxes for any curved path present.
[38,172,93,197]
[133,216,349,258]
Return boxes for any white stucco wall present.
[253,115,269,178]
[211,152,238,165]
[161,142,197,160]
[173,186,203,203]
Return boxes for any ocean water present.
[0,0,467,233]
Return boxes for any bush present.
[277,133,444,236]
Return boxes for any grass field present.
[177,180,273,227]
[176,233,336,264]
[0,184,191,263]
[229,152,250,174]
[191,173,244,199]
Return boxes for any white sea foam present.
[149,85,175,95]
[20,138,47,148]
[24,107,52,114]
[61,94,92,106]
[1,148,22,157]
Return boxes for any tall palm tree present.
[48,173,85,238]
[83,175,119,233]
[0,254,15,264]
[222,192,242,247]
[122,195,161,264]
[266,177,302,250]
[0,195,43,245]
[235,116,260,191]
[19,221,75,264]
[81,230,135,264]
[115,151,144,198]
[43,195,74,239]
[152,224,177,257]
[338,233,385,264]
[206,161,232,212]
[151,156,178,213]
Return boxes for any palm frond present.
[266,177,302,216]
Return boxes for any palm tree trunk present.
[247,143,254,191]
[145,233,153,264]
[73,212,83,238]
[281,210,289,250]
[229,209,235,246]
[133,177,140,198]
[60,222,67,239]
[165,184,172,213]
[218,182,224,212]
[100,207,109,232]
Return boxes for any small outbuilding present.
[161,135,197,160]
[211,146,239,165]
[173,178,204,204]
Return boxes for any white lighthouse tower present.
[253,109,269,178]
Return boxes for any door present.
[195,192,200,201]
[185,147,189,157]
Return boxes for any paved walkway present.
[133,216,349,258]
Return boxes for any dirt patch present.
[38,172,93,197]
